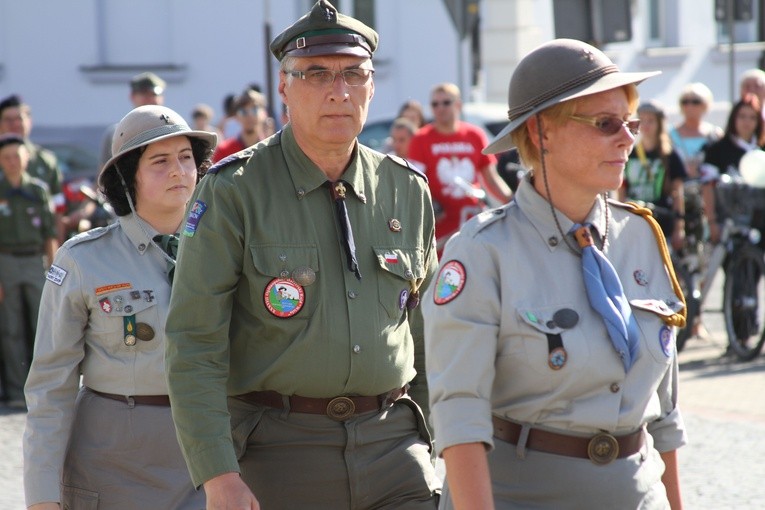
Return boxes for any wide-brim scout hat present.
[99,105,217,185]
[484,38,660,155]
[269,0,379,61]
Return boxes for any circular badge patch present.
[659,325,673,357]
[433,260,466,305]
[264,278,305,318]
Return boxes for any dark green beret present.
[270,0,379,61]
[0,134,25,151]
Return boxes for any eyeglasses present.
[680,97,704,106]
[569,115,640,136]
[237,106,263,116]
[431,99,454,109]
[285,68,374,87]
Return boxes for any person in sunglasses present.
[212,89,269,163]
[164,1,440,508]
[408,83,513,256]
[620,100,688,253]
[423,39,687,509]
[669,83,724,180]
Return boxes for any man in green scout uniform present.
[0,134,58,409]
[165,1,440,508]
[0,95,65,242]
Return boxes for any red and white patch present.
[433,260,466,305]
[384,251,399,264]
[264,278,305,318]
[99,297,112,313]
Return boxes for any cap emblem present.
[582,49,594,61]
[159,114,171,124]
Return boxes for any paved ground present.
[2,275,764,509]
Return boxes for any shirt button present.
[404,269,414,279]
[138,243,146,251]
[348,290,358,299]
[548,236,558,247]
[297,188,306,199]
[353,345,361,353]
[610,383,620,393]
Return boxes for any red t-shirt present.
[408,122,496,248]
[212,136,246,163]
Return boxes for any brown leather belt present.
[235,387,406,421]
[89,388,171,406]
[492,416,645,465]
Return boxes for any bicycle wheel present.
[723,245,765,361]
[674,261,699,353]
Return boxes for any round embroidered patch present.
[659,325,673,357]
[633,269,648,286]
[399,289,409,310]
[264,278,305,318]
[433,260,466,305]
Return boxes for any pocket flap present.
[250,244,319,278]
[517,307,566,334]
[373,247,425,280]
[630,298,684,317]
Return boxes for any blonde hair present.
[512,84,639,169]
[679,82,713,106]
[430,82,461,101]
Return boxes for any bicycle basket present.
[715,180,765,231]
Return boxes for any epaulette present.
[386,154,427,182]
[461,206,508,238]
[207,147,255,175]
[63,222,119,249]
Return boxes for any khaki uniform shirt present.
[165,125,438,486]
[424,175,687,457]
[0,172,55,249]
[23,214,174,503]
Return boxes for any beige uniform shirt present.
[424,176,687,457]
[23,214,173,504]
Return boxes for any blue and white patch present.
[183,200,207,237]
[659,325,673,357]
[46,265,67,286]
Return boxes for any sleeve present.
[23,247,88,505]
[406,184,439,419]
[165,171,246,487]
[407,133,428,170]
[422,230,500,455]
[39,186,57,240]
[647,350,688,452]
[473,127,497,169]
[668,150,688,181]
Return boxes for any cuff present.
[431,397,493,456]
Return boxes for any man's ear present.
[278,74,288,104]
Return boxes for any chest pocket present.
[373,247,425,319]
[630,298,679,364]
[91,289,160,353]
[250,244,319,319]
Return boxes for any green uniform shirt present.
[165,125,438,486]
[25,141,63,197]
[0,172,56,249]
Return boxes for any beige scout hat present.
[484,38,660,155]
[269,0,379,61]
[99,105,217,184]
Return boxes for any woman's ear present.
[527,115,544,150]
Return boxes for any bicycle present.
[673,173,765,360]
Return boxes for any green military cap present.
[270,0,379,61]
[130,72,166,95]
[0,133,25,151]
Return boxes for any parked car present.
[358,102,509,153]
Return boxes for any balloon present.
[739,150,765,188]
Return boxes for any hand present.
[28,503,60,510]
[204,472,260,510]
[708,221,721,245]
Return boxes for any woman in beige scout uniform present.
[23,105,216,509]
[423,39,688,509]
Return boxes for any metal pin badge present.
[552,309,579,329]
[136,323,155,342]
[292,266,316,286]
[388,219,402,232]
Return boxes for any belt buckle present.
[326,396,355,421]
[587,432,619,465]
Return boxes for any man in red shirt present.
[408,83,512,253]
[212,89,269,162]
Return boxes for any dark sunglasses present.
[431,99,454,108]
[680,97,704,106]
[569,115,640,136]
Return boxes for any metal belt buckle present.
[326,397,355,421]
[587,432,619,465]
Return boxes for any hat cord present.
[535,113,609,254]
[114,164,177,269]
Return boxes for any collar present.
[514,173,608,252]
[119,213,161,255]
[280,124,368,203]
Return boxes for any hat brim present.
[285,43,371,59]
[100,129,218,181]
[483,70,660,155]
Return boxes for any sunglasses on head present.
[569,115,640,136]
[680,97,704,106]
[431,99,454,108]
